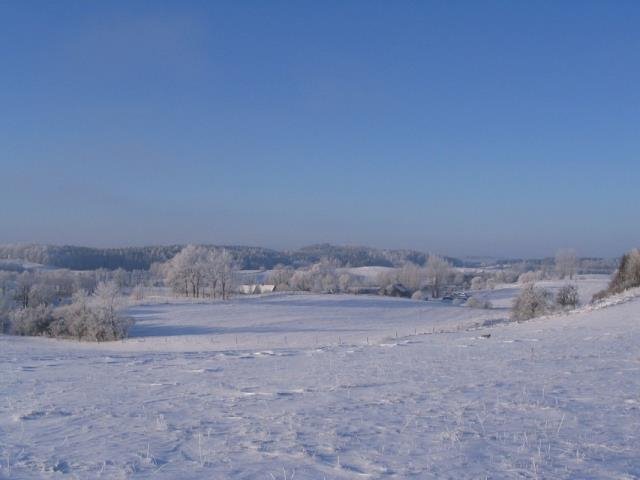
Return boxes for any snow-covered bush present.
[465,296,492,309]
[88,281,133,341]
[411,290,428,301]
[511,283,552,321]
[593,249,640,302]
[518,270,543,284]
[85,302,133,341]
[286,259,360,294]
[54,290,94,340]
[470,276,485,290]
[10,305,55,336]
[289,270,313,291]
[268,265,294,288]
[556,284,579,309]
[425,255,452,298]
[492,269,519,284]
[9,285,133,341]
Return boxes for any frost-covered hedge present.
[5,282,133,341]
[593,249,640,302]
[512,283,580,321]
[465,296,493,309]
[8,302,132,341]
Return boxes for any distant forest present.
[0,243,457,271]
[0,243,617,273]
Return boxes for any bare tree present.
[426,254,451,298]
[555,248,578,280]
[398,263,426,292]
[164,245,208,297]
[14,272,33,308]
[214,249,235,300]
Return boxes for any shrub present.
[55,291,93,340]
[85,306,133,341]
[511,284,552,321]
[465,296,493,309]
[608,249,640,293]
[53,302,132,341]
[8,288,133,341]
[556,284,579,308]
[411,290,428,301]
[470,276,485,290]
[592,249,640,301]
[10,305,55,336]
[518,270,543,284]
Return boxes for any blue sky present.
[1,1,638,257]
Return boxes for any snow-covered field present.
[2,276,639,479]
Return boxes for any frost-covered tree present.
[398,263,426,292]
[470,276,485,290]
[289,270,313,291]
[54,290,91,340]
[338,273,355,293]
[112,268,129,289]
[268,265,294,288]
[425,255,451,298]
[164,245,207,297]
[518,270,543,284]
[10,304,55,336]
[163,246,236,299]
[48,287,132,341]
[511,283,552,321]
[555,248,578,280]
[214,249,235,299]
[376,269,399,289]
[28,282,57,307]
[593,248,640,301]
[89,282,132,341]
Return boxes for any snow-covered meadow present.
[2,275,639,479]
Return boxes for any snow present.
[1,277,639,479]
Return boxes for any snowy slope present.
[1,288,639,479]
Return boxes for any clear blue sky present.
[1,1,638,257]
